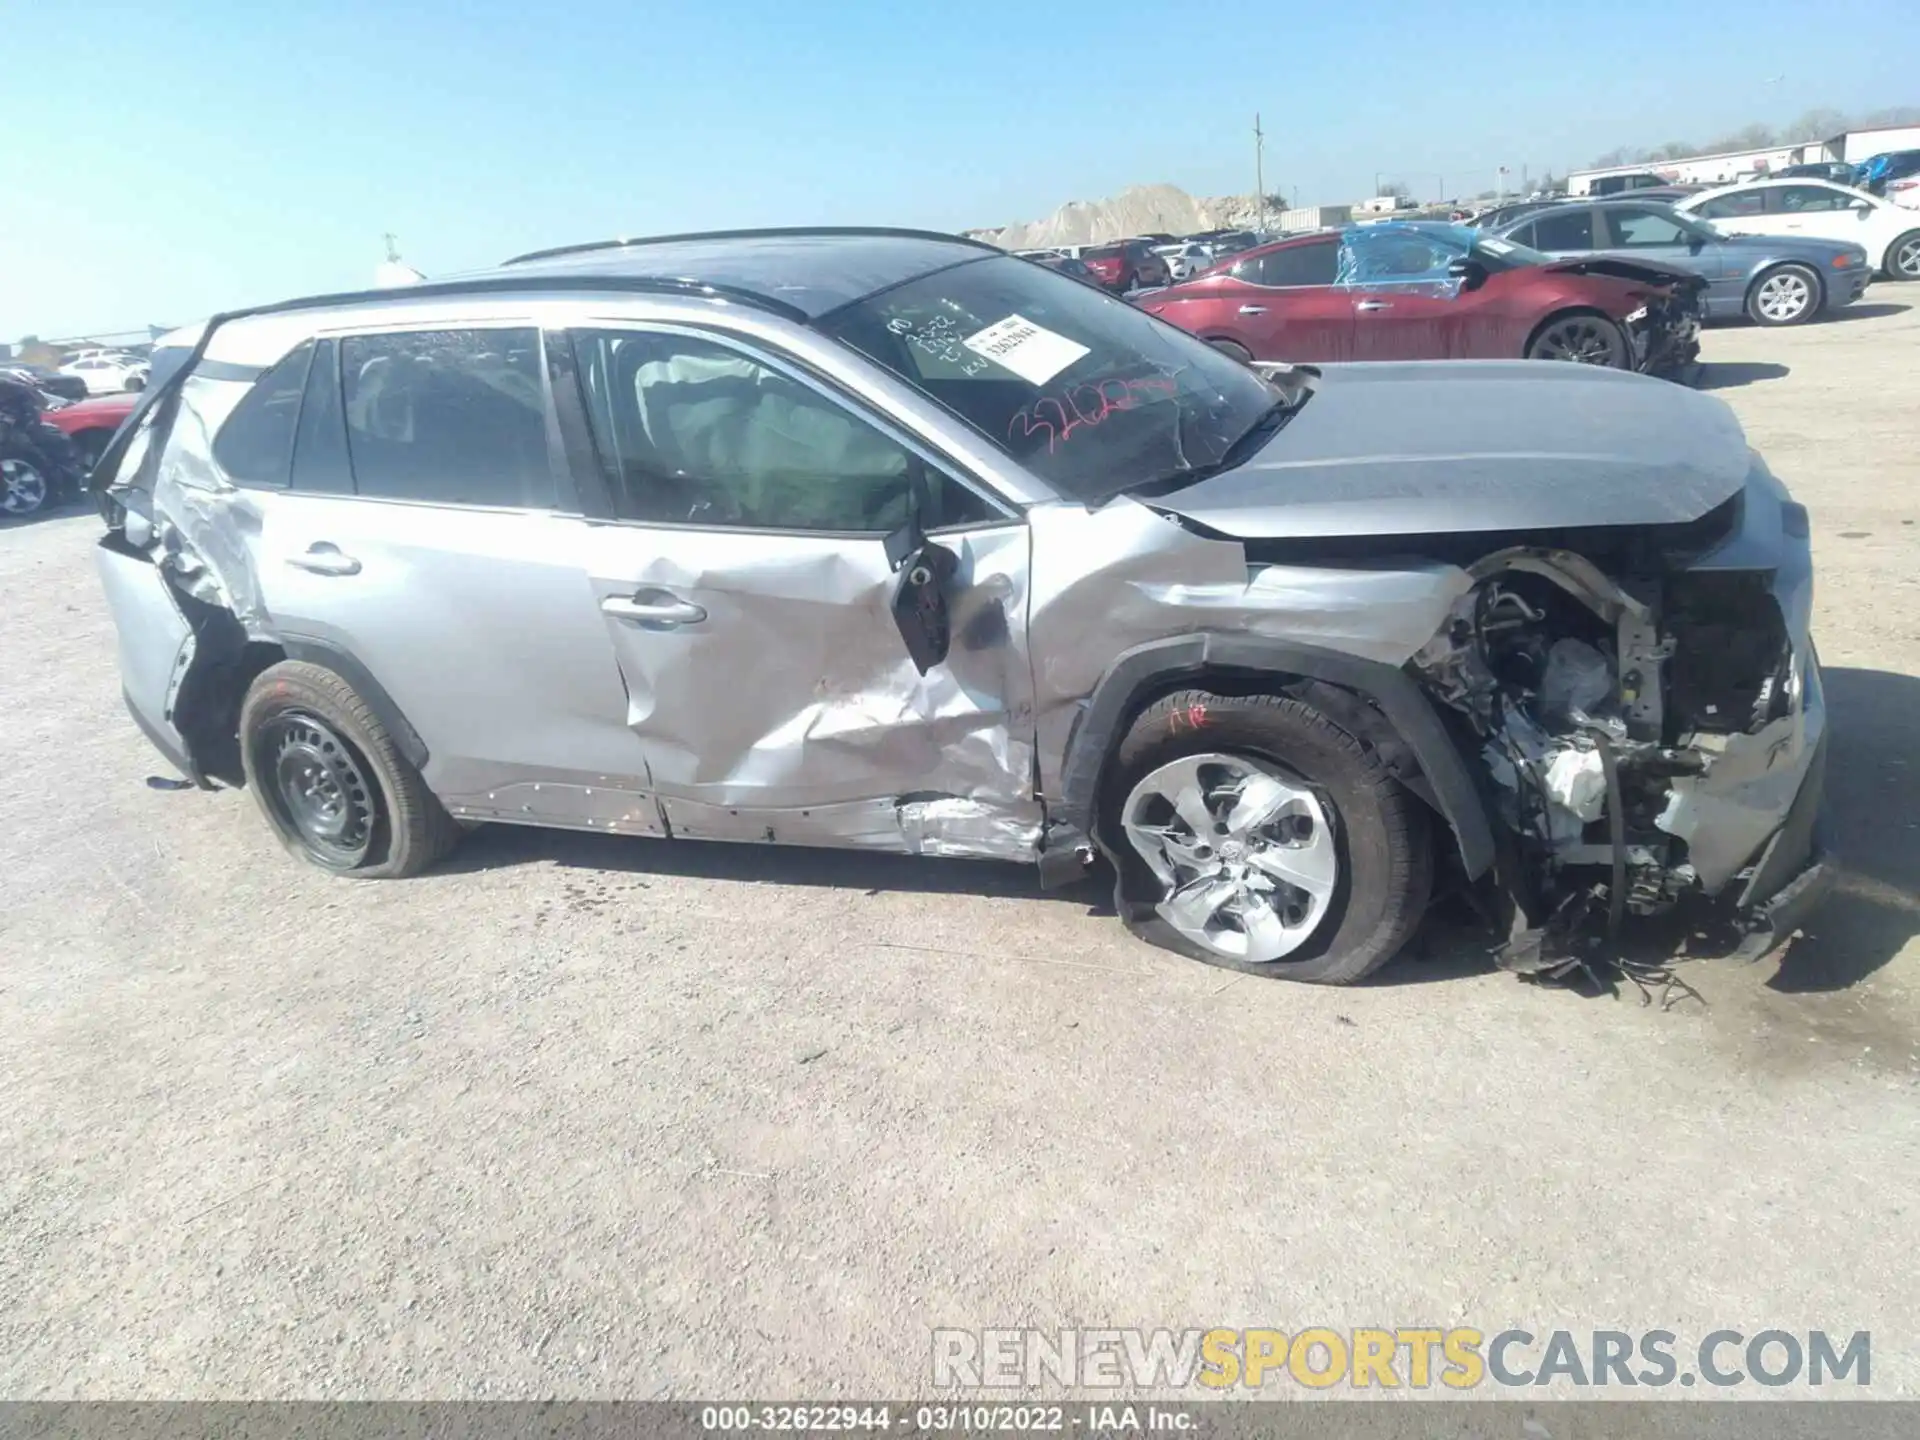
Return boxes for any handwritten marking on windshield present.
[1007,376,1177,453]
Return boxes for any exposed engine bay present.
[1409,542,1815,992]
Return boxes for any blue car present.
[1487,198,1872,325]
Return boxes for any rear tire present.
[1887,231,1920,280]
[1101,690,1432,984]
[1746,263,1822,324]
[1206,338,1255,363]
[239,660,460,878]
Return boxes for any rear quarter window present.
[212,340,315,488]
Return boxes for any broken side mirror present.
[883,466,961,676]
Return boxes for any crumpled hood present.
[1143,360,1752,540]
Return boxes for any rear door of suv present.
[235,320,655,822]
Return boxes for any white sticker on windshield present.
[962,314,1090,385]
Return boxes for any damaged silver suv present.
[93,228,1829,984]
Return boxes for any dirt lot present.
[3,300,1918,1400]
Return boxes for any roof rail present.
[502,226,1002,267]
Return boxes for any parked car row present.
[1128,173,1918,378]
[1016,230,1264,294]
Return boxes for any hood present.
[1542,255,1705,292]
[1142,361,1751,540]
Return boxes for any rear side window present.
[212,340,314,488]
[1242,243,1338,286]
[291,339,353,494]
[1695,191,1765,219]
[340,328,552,508]
[1528,209,1595,250]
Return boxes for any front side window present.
[213,339,314,488]
[569,330,994,533]
[819,254,1277,503]
[340,328,551,508]
[1774,185,1850,213]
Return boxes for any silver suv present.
[94,228,1829,984]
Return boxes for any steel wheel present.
[1121,752,1337,963]
[256,711,378,868]
[1754,269,1815,322]
[1890,232,1920,280]
[1528,315,1625,366]
[1,457,48,517]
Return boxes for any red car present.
[1137,223,1703,376]
[44,390,139,466]
[1080,239,1172,294]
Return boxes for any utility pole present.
[1254,113,1267,234]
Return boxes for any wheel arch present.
[1050,632,1495,884]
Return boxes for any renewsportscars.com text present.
[933,1327,1871,1391]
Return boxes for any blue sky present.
[4,0,1915,339]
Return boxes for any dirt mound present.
[969,184,1262,249]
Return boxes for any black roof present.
[496,227,1001,319]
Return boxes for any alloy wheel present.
[1121,752,1338,963]
[1893,236,1920,279]
[258,711,377,867]
[1,457,48,517]
[1531,317,1619,365]
[1756,271,1813,321]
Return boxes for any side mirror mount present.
[1446,257,1489,290]
[883,466,960,675]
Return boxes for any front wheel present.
[1527,312,1629,367]
[1103,691,1432,984]
[1,456,48,517]
[240,660,461,878]
[1887,231,1920,280]
[1746,264,1822,325]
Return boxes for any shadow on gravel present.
[1820,301,1912,322]
[438,822,1118,914]
[0,495,92,530]
[1766,666,1920,994]
[1699,361,1790,390]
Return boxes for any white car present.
[1152,242,1216,281]
[58,353,148,395]
[1679,178,1920,281]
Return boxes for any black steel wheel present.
[255,710,378,869]
[1527,312,1629,367]
[239,660,461,878]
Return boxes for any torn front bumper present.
[1729,726,1832,960]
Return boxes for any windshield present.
[818,254,1279,502]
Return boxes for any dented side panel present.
[93,541,199,779]
[583,521,1041,859]
[1026,497,1474,801]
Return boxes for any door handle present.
[601,594,708,628]
[1237,305,1268,315]
[285,545,361,576]
[1356,300,1394,312]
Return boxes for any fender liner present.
[277,636,430,770]
[1051,632,1495,882]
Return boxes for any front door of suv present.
[553,325,1041,854]
[241,323,652,821]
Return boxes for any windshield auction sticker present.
[963,314,1089,385]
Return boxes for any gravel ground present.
[3,299,1917,1400]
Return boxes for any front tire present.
[1746,263,1822,324]
[1887,231,1920,280]
[1527,311,1629,367]
[239,660,460,878]
[1102,691,1432,984]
